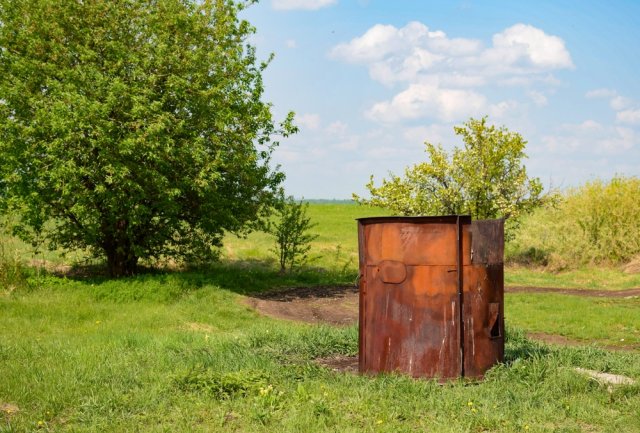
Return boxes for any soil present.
[244,285,359,326]
[244,284,640,352]
[315,355,359,372]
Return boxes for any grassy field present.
[1,203,640,431]
[1,268,639,432]
[507,293,640,347]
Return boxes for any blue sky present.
[243,0,640,199]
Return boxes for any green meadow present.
[1,203,639,432]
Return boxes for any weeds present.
[174,368,267,399]
[508,176,640,269]
[0,238,30,295]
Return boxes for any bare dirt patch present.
[29,259,73,275]
[1,402,19,419]
[315,355,359,372]
[623,255,640,274]
[244,285,358,326]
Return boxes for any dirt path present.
[245,284,640,325]
[244,285,358,326]
[244,285,639,350]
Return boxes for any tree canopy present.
[0,0,295,276]
[354,117,544,232]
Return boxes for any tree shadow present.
[40,257,356,298]
[504,326,552,364]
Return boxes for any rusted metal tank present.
[357,215,504,380]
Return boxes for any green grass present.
[2,202,640,430]
[505,265,640,290]
[1,271,639,432]
[507,293,640,347]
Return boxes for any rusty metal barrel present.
[357,215,504,380]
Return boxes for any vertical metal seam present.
[456,215,465,377]
[357,221,366,372]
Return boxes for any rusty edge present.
[357,220,366,373]
[356,215,466,224]
[456,215,465,378]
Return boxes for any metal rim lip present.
[356,215,472,224]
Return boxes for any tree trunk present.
[103,220,138,277]
[105,246,138,277]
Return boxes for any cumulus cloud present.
[366,84,486,122]
[616,109,640,125]
[296,113,321,130]
[610,95,633,111]
[542,120,637,154]
[585,88,617,99]
[586,88,635,111]
[489,100,519,118]
[528,90,548,107]
[331,21,572,122]
[402,124,453,145]
[488,24,574,70]
[330,21,573,86]
[272,0,337,10]
[325,120,349,135]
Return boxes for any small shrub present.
[267,196,318,273]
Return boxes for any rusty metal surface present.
[357,216,504,380]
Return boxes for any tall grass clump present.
[0,221,30,294]
[507,176,640,269]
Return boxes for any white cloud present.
[528,90,548,107]
[601,127,637,152]
[366,84,486,122]
[325,120,348,135]
[542,120,637,154]
[285,39,297,48]
[402,124,453,145]
[610,95,633,111]
[330,22,572,86]
[585,88,635,112]
[272,0,337,11]
[585,88,616,99]
[616,109,640,125]
[489,100,519,118]
[488,24,574,70]
[331,21,572,123]
[296,113,321,130]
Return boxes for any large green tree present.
[354,117,544,233]
[0,0,295,276]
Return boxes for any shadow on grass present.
[28,258,358,302]
[504,325,551,364]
